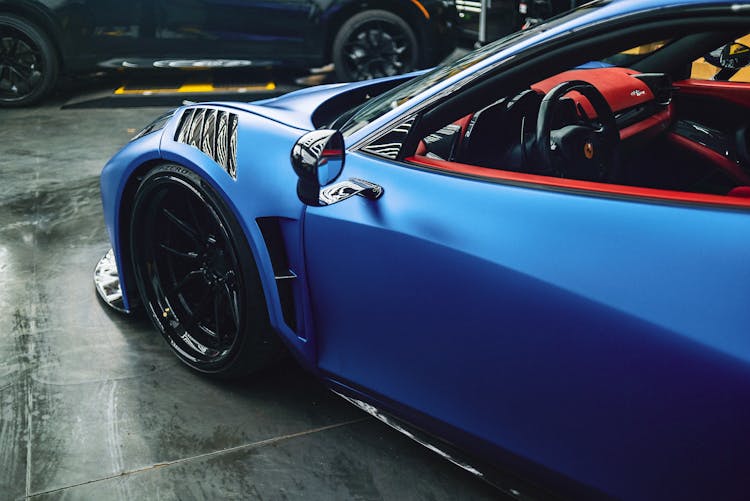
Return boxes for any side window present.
[399,31,750,206]
[360,116,416,160]
[691,34,750,82]
[600,40,669,67]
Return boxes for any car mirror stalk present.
[319,177,384,205]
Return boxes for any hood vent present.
[175,108,238,179]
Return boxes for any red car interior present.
[408,66,750,207]
[407,154,750,207]
[674,79,750,108]
[531,68,655,114]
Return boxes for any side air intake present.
[256,217,298,334]
[175,108,238,179]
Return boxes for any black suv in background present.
[0,0,458,106]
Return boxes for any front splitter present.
[94,248,128,313]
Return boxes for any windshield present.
[335,1,611,136]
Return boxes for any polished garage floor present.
[0,94,504,500]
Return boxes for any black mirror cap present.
[291,129,345,206]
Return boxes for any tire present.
[130,164,282,378]
[333,9,419,82]
[0,14,58,107]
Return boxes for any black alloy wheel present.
[0,15,58,107]
[333,10,418,82]
[130,165,281,377]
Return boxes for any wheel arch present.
[115,158,166,312]
[324,1,432,66]
[114,157,285,330]
[0,3,65,70]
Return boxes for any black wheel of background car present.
[130,164,281,378]
[333,10,418,82]
[535,80,619,182]
[0,14,58,107]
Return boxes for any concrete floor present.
[0,89,504,499]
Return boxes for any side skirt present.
[329,388,552,501]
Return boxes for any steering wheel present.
[535,80,619,182]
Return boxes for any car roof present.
[346,0,749,146]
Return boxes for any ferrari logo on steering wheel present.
[584,141,595,160]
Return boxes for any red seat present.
[728,186,750,198]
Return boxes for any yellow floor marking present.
[178,83,215,93]
[113,82,276,95]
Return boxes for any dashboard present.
[531,67,674,141]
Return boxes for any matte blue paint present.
[229,71,423,130]
[99,1,750,498]
[100,131,163,312]
[304,151,750,500]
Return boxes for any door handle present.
[319,178,383,205]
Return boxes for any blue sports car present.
[96,0,750,498]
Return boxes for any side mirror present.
[291,129,345,206]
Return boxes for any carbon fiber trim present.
[94,249,127,313]
[175,107,239,179]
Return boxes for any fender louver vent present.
[175,108,239,179]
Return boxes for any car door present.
[153,0,316,61]
[57,0,154,60]
[302,120,750,498]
